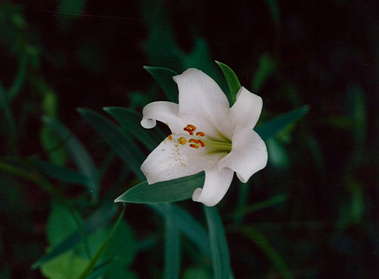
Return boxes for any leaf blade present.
[115,172,205,204]
[204,206,233,279]
[78,108,145,180]
[144,66,179,102]
[216,61,241,104]
[256,105,309,141]
[43,116,99,199]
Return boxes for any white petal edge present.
[230,87,263,130]
[218,129,268,183]
[192,167,234,207]
[173,69,232,139]
[141,101,185,134]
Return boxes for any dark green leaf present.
[115,172,205,204]
[32,204,117,269]
[252,53,277,92]
[216,61,241,104]
[78,108,145,180]
[0,82,17,156]
[144,66,179,102]
[163,203,181,279]
[31,158,89,186]
[265,0,280,28]
[78,204,126,279]
[43,116,99,199]
[150,203,211,259]
[204,206,233,279]
[8,53,27,100]
[256,105,309,141]
[103,107,165,151]
[239,226,293,279]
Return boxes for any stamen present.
[184,127,194,135]
[187,124,196,131]
[189,139,200,144]
[189,144,199,149]
[179,137,187,145]
[196,132,205,137]
[168,134,172,140]
[198,140,205,147]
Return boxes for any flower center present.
[170,124,232,153]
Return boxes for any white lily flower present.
[140,68,268,206]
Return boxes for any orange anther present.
[189,139,200,144]
[184,127,194,135]
[168,134,172,140]
[198,140,205,147]
[189,144,199,149]
[187,124,196,131]
[179,137,187,145]
[196,132,205,137]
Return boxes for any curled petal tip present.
[141,118,156,129]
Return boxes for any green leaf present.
[231,193,288,218]
[77,204,126,279]
[256,105,309,141]
[32,204,117,269]
[8,53,27,100]
[163,203,181,279]
[31,159,89,186]
[180,38,228,95]
[78,108,145,180]
[265,0,280,28]
[0,82,17,155]
[57,0,86,29]
[103,107,165,151]
[144,66,179,102]
[252,53,277,92]
[43,116,99,199]
[239,226,293,279]
[40,250,90,279]
[183,267,212,279]
[216,61,241,104]
[204,206,233,279]
[100,220,136,278]
[150,203,211,259]
[115,172,205,204]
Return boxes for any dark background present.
[0,0,378,278]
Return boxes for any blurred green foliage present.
[0,0,378,278]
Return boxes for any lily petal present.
[230,87,263,130]
[141,136,226,184]
[173,69,232,139]
[218,129,267,183]
[192,167,234,207]
[141,101,185,134]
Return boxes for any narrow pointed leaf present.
[144,66,179,102]
[239,226,293,279]
[256,105,309,141]
[204,206,233,279]
[32,204,117,269]
[8,53,27,100]
[115,172,205,204]
[31,158,89,185]
[78,108,145,180]
[43,116,99,199]
[150,203,211,259]
[216,61,241,104]
[103,107,165,150]
[0,82,17,155]
[163,203,181,279]
[78,204,126,279]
